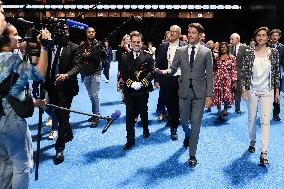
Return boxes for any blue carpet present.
[28,62,284,189]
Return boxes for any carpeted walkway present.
[28,62,284,189]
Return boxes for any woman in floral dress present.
[213,42,237,119]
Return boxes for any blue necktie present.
[190,46,196,69]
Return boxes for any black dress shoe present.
[183,137,189,148]
[273,115,281,121]
[170,128,178,141]
[260,152,269,165]
[235,109,241,114]
[248,146,255,153]
[143,129,150,138]
[123,141,135,150]
[55,150,64,163]
[188,156,197,167]
[63,131,74,143]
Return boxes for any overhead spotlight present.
[232,5,241,9]
[124,5,130,9]
[83,5,90,9]
[77,5,83,9]
[131,5,138,9]
[210,5,217,10]
[173,5,180,9]
[117,5,123,9]
[217,5,225,9]
[225,5,232,9]
[138,5,144,9]
[96,5,103,9]
[152,5,158,9]
[195,5,202,9]
[45,5,51,9]
[159,5,165,9]
[103,5,110,9]
[165,5,173,9]
[188,5,194,9]
[180,5,187,10]
[50,5,57,9]
[70,5,76,9]
[109,5,116,9]
[145,5,151,9]
[203,5,209,9]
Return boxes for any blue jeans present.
[84,74,101,114]
[0,100,33,189]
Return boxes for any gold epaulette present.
[141,78,149,87]
[126,79,134,88]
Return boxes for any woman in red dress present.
[213,42,237,119]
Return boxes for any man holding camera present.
[44,26,81,163]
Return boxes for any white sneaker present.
[46,118,52,127]
[105,79,109,83]
[48,130,58,140]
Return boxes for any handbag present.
[7,84,34,118]
[0,72,34,118]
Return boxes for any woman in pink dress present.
[213,42,237,119]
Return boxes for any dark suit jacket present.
[45,42,81,97]
[120,50,155,96]
[229,43,248,79]
[268,42,284,71]
[155,41,187,87]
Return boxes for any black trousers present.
[48,87,74,151]
[156,87,166,115]
[162,76,179,130]
[234,79,242,111]
[273,76,282,117]
[103,60,110,80]
[125,93,149,141]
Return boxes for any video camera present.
[12,16,88,47]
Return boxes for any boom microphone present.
[65,19,89,30]
[102,110,121,134]
[12,17,34,27]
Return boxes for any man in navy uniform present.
[120,31,155,150]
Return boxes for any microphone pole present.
[35,82,45,181]
[104,16,135,41]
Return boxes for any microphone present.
[102,110,121,134]
[65,19,88,30]
[12,17,34,27]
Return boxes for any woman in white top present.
[241,27,280,165]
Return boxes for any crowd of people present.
[0,1,283,188]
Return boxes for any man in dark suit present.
[268,28,284,121]
[229,33,248,114]
[45,28,81,163]
[155,25,187,141]
[120,31,155,150]
[156,23,213,167]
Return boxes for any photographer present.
[0,22,49,189]
[44,25,81,164]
